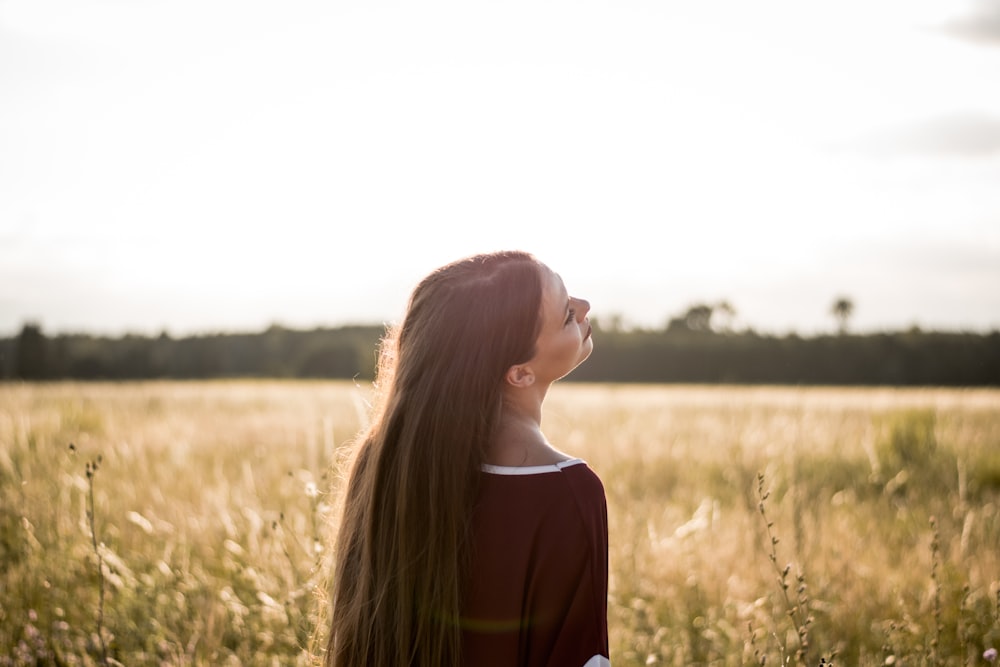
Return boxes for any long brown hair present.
[325,251,544,666]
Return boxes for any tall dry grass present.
[1,381,998,665]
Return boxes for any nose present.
[574,297,591,321]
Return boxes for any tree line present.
[3,319,998,386]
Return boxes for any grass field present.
[2,381,999,665]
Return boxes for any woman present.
[325,251,609,667]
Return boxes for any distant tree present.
[15,322,48,379]
[667,304,715,332]
[298,343,363,378]
[714,300,737,333]
[685,304,715,332]
[831,296,854,334]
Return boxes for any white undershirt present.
[481,458,586,476]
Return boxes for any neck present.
[487,383,571,467]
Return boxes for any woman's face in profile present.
[526,265,593,384]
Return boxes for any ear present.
[505,364,535,388]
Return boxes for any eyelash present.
[565,309,576,325]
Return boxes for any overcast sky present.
[2,0,999,337]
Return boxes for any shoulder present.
[560,459,606,492]
[479,459,607,519]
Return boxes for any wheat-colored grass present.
[1,381,998,665]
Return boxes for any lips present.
[583,323,592,341]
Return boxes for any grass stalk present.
[85,454,109,666]
[929,516,942,666]
[756,472,816,665]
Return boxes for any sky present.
[2,0,999,337]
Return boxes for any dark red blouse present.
[461,459,610,667]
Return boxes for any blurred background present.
[4,7,999,664]
[2,0,999,338]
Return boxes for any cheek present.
[557,331,585,360]
[535,329,586,372]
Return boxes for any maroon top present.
[461,459,610,667]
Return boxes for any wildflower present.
[984,647,998,662]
